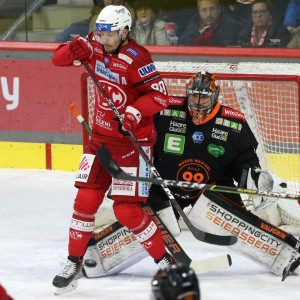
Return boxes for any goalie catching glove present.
[240,167,287,211]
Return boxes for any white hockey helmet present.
[95,5,132,38]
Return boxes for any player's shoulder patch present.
[221,106,245,122]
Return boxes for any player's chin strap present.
[112,34,130,55]
[79,60,237,246]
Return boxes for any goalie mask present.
[151,264,200,300]
[94,5,132,43]
[186,71,219,125]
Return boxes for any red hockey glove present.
[122,106,142,133]
[67,37,93,63]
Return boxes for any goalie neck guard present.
[151,264,200,300]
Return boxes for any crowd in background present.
[53,0,300,48]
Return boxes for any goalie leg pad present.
[83,222,147,278]
[156,205,181,237]
[188,191,299,276]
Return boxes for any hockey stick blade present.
[97,145,238,246]
[97,145,300,201]
[191,254,232,274]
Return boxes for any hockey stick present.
[282,238,300,281]
[81,60,237,246]
[69,104,232,273]
[69,103,92,136]
[97,145,300,202]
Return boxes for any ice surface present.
[0,169,299,300]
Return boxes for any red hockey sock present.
[68,211,95,257]
[131,214,166,260]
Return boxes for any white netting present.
[83,64,300,231]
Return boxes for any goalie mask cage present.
[81,72,300,231]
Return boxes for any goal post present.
[80,71,300,232]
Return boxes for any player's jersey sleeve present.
[126,48,168,116]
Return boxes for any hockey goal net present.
[81,71,300,234]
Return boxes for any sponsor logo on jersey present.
[111,59,128,71]
[164,133,185,154]
[138,63,156,77]
[104,57,109,66]
[153,95,167,107]
[221,107,245,121]
[139,146,151,197]
[95,110,112,129]
[169,120,187,134]
[192,131,204,144]
[207,144,225,158]
[95,60,120,83]
[118,53,133,64]
[160,109,186,120]
[125,47,139,57]
[215,118,242,132]
[111,167,137,196]
[97,79,127,110]
[76,154,95,182]
[168,96,185,105]
[177,158,210,192]
[96,23,111,31]
[211,127,228,141]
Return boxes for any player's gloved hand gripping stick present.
[80,60,237,246]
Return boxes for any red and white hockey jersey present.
[52,34,169,146]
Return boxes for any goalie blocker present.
[188,191,300,276]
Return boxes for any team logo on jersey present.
[164,134,185,154]
[192,132,204,144]
[169,120,187,134]
[207,144,225,158]
[212,127,228,141]
[95,60,120,83]
[97,79,127,110]
[221,107,245,121]
[176,158,210,191]
[215,118,242,132]
[125,47,139,57]
[138,63,156,77]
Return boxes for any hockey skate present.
[155,252,176,270]
[52,256,83,295]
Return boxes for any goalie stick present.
[97,144,300,202]
[69,103,233,274]
[81,60,237,246]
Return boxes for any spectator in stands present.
[284,0,300,36]
[179,0,239,46]
[131,0,170,45]
[55,0,134,42]
[237,0,291,48]
[223,0,253,27]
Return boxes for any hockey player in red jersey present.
[51,5,172,294]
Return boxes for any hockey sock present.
[69,211,95,257]
[131,213,166,260]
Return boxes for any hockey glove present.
[240,167,287,211]
[67,37,93,64]
[122,106,142,133]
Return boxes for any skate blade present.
[54,280,78,295]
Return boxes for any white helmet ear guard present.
[95,5,132,38]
